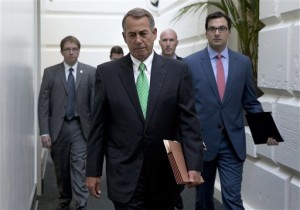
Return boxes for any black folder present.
[245,112,284,144]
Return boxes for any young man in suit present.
[184,12,279,210]
[38,35,96,210]
[85,7,204,210]
[159,28,182,60]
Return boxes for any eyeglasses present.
[207,26,228,33]
[62,48,79,53]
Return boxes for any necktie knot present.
[69,68,74,72]
[139,63,146,72]
[217,54,222,60]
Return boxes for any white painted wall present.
[243,0,300,209]
[0,0,38,209]
[39,0,300,210]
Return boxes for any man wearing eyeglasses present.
[38,35,96,210]
[184,12,279,210]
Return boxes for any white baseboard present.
[214,180,254,210]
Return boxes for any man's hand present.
[186,170,204,188]
[267,137,279,146]
[86,176,101,198]
[41,135,51,148]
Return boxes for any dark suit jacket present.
[86,53,203,203]
[176,55,183,60]
[185,48,263,161]
[38,62,96,142]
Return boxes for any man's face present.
[61,41,80,66]
[110,53,123,61]
[159,30,178,58]
[122,16,157,61]
[206,17,230,52]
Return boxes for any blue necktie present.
[66,68,75,119]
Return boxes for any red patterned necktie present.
[216,54,225,101]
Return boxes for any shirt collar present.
[64,62,78,71]
[130,51,154,73]
[207,45,229,60]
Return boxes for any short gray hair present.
[122,8,155,31]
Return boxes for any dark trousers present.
[113,162,181,210]
[51,119,89,209]
[195,131,245,210]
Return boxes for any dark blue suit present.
[185,47,263,210]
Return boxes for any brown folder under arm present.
[163,140,189,184]
[245,112,284,144]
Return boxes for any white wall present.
[243,0,300,209]
[41,0,151,70]
[41,0,300,210]
[0,0,38,209]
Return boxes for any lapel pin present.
[80,70,83,74]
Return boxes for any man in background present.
[38,35,95,210]
[109,45,124,61]
[159,28,182,60]
[159,28,184,210]
[86,7,204,210]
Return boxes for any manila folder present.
[163,140,189,184]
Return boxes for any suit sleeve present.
[242,57,264,113]
[178,64,203,172]
[86,66,106,177]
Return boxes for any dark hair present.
[205,11,232,30]
[110,46,124,56]
[122,7,155,31]
[60,35,81,51]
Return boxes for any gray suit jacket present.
[185,48,263,161]
[38,62,96,142]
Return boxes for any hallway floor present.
[37,157,222,210]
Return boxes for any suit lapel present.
[76,62,84,90]
[118,55,145,121]
[145,53,166,125]
[223,49,236,103]
[57,63,68,92]
[201,49,220,102]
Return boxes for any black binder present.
[245,112,284,144]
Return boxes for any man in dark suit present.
[109,45,124,61]
[38,35,95,210]
[159,28,182,60]
[85,8,204,210]
[184,12,279,210]
[159,28,184,210]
